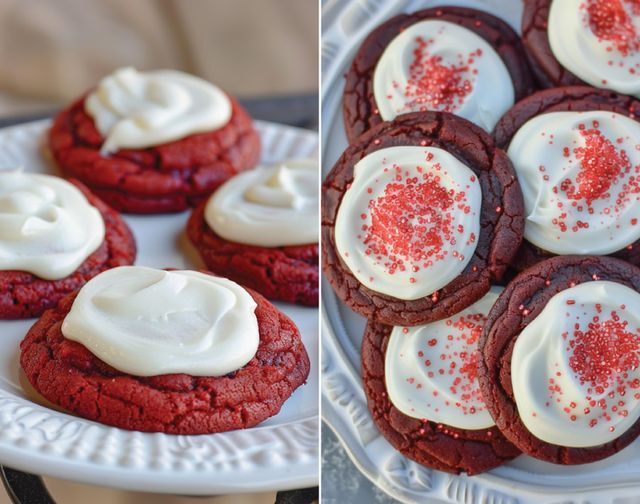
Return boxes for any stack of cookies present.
[323,1,640,473]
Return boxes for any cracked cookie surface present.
[478,255,640,464]
[49,96,260,214]
[361,320,520,474]
[322,111,524,326]
[0,179,136,320]
[187,201,318,306]
[20,284,310,434]
[521,0,584,88]
[492,86,640,272]
[343,6,534,143]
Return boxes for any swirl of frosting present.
[508,110,640,255]
[205,159,318,247]
[548,0,640,98]
[0,170,104,280]
[386,287,503,429]
[61,267,259,377]
[335,146,481,300]
[512,281,640,447]
[373,20,515,131]
[85,67,232,154]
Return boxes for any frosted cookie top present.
[386,287,502,429]
[508,110,640,255]
[549,0,640,97]
[373,20,514,131]
[205,159,318,247]
[85,67,232,153]
[512,281,640,447]
[62,267,259,377]
[335,146,481,300]
[0,170,104,280]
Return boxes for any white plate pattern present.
[0,119,319,495]
[321,1,640,502]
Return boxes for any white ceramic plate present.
[0,119,319,495]
[321,1,640,503]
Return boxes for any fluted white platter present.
[321,1,640,502]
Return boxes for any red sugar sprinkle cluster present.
[568,127,630,204]
[585,0,640,56]
[546,305,640,428]
[570,315,640,385]
[543,121,640,235]
[394,36,477,114]
[361,161,472,277]
[408,312,487,416]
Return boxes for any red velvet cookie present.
[492,86,640,272]
[187,200,318,306]
[20,284,310,434]
[322,111,524,326]
[522,0,640,90]
[478,255,640,464]
[49,95,260,214]
[343,6,534,142]
[0,179,136,319]
[361,319,520,475]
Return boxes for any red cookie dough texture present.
[20,285,310,434]
[0,179,136,320]
[361,320,520,474]
[49,95,261,214]
[478,255,640,464]
[187,201,318,306]
[492,86,640,271]
[343,6,534,142]
[322,111,524,326]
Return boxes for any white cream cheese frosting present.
[61,266,259,377]
[373,20,515,131]
[508,110,640,255]
[548,0,640,97]
[0,170,104,280]
[386,287,502,429]
[85,67,232,154]
[205,158,318,247]
[512,281,640,447]
[335,146,481,300]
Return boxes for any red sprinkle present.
[548,122,639,236]
[586,0,640,56]
[397,36,475,114]
[569,128,630,204]
[546,300,640,426]
[417,312,487,416]
[569,312,640,388]
[362,161,467,276]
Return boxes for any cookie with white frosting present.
[522,0,640,92]
[0,171,135,319]
[322,111,524,326]
[493,86,640,271]
[49,67,260,214]
[19,266,310,434]
[187,159,318,306]
[343,6,534,142]
[361,287,520,474]
[478,255,640,464]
